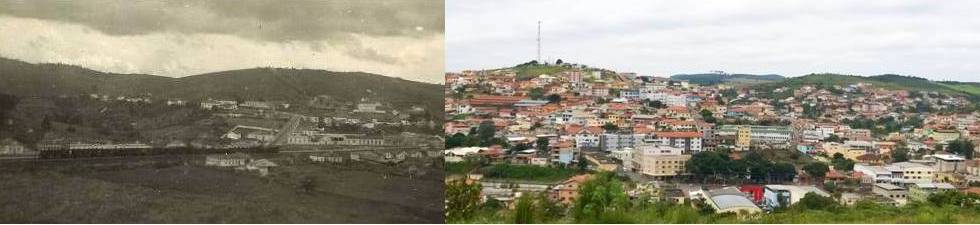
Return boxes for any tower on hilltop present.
[537,21,541,63]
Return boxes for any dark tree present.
[529,88,546,100]
[831,153,856,171]
[647,100,666,109]
[947,139,976,159]
[535,137,550,152]
[795,192,840,211]
[546,94,562,104]
[602,123,618,132]
[891,147,910,162]
[478,120,496,146]
[803,162,830,181]
[445,133,468,148]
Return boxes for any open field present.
[0,152,443,223]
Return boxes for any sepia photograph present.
[4,0,980,224]
[444,0,980,224]
[0,0,445,223]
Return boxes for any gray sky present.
[447,0,980,82]
[0,0,444,83]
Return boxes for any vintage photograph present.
[444,0,980,224]
[0,0,445,223]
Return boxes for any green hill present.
[511,61,572,80]
[671,73,784,85]
[939,81,980,96]
[0,57,443,113]
[753,73,980,99]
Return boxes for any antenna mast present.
[537,21,541,63]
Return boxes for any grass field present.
[941,82,980,96]
[515,64,570,80]
[0,153,443,223]
[478,164,580,183]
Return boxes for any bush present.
[480,164,578,182]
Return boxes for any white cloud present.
[0,16,444,83]
[447,0,980,82]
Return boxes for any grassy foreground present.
[0,155,444,223]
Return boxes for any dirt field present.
[0,153,444,223]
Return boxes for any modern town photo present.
[443,0,980,223]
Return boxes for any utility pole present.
[537,21,541,63]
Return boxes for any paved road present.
[267,114,303,146]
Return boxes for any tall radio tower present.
[537,21,541,63]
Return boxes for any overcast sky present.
[0,0,444,83]
[447,0,980,82]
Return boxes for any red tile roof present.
[655,131,702,138]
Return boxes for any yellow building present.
[930,130,961,144]
[736,126,751,151]
[822,142,866,160]
[632,145,691,180]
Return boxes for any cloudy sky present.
[447,0,980,82]
[0,0,444,83]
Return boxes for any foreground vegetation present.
[0,155,444,223]
[479,164,579,183]
[448,172,980,224]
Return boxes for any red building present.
[739,184,765,203]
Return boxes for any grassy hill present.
[508,61,573,80]
[753,73,980,99]
[0,57,442,113]
[939,81,980,96]
[671,73,784,85]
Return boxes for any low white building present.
[762,185,831,210]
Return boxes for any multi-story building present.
[856,162,936,186]
[926,154,967,173]
[873,183,908,206]
[717,125,793,147]
[736,125,751,151]
[641,91,687,106]
[600,132,643,152]
[649,131,703,153]
[566,125,603,150]
[629,144,690,180]
[886,162,937,185]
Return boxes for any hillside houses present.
[445,64,980,215]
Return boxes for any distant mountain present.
[670,73,785,85]
[0,57,443,113]
[752,73,980,99]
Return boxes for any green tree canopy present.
[803,162,830,181]
[477,120,496,146]
[572,172,630,223]
[947,139,976,159]
[793,192,840,211]
[529,88,546,100]
[536,137,550,152]
[514,194,535,224]
[446,180,483,222]
[891,147,910,162]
